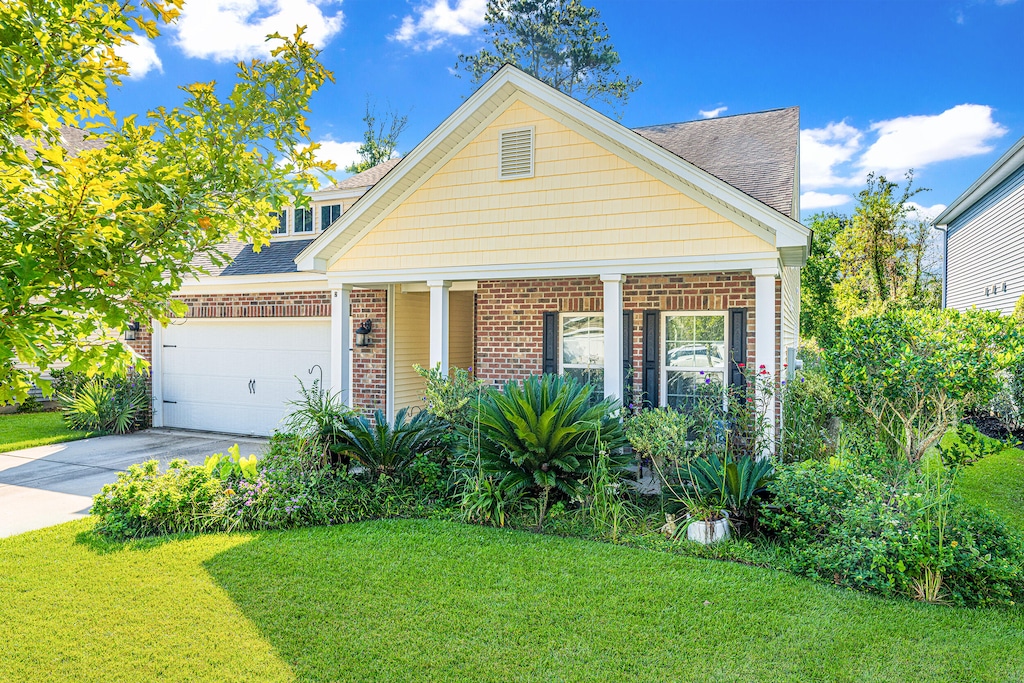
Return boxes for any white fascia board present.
[934,135,1024,227]
[306,187,368,203]
[177,271,329,294]
[401,281,478,293]
[325,252,780,287]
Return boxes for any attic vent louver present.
[499,127,534,180]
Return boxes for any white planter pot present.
[686,512,730,544]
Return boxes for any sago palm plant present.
[469,374,629,529]
[331,408,441,480]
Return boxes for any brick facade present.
[126,328,153,366]
[474,273,780,406]
[349,289,388,413]
[177,291,332,318]
[143,274,779,420]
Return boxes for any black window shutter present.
[542,311,558,375]
[729,308,747,387]
[641,310,659,408]
[622,310,633,403]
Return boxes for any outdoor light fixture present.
[125,321,141,342]
[354,319,373,347]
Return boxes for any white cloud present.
[699,106,727,119]
[392,0,486,50]
[116,35,162,79]
[857,104,1007,177]
[800,191,853,210]
[905,202,947,222]
[313,138,362,172]
[173,0,344,62]
[800,121,863,190]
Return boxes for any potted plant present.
[682,497,731,544]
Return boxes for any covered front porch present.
[330,265,786,428]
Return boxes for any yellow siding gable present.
[329,100,774,273]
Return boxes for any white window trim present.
[498,126,535,180]
[558,312,604,392]
[294,206,314,234]
[271,208,289,236]
[660,311,729,409]
[319,203,342,233]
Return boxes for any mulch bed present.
[964,412,1024,445]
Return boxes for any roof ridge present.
[634,106,799,130]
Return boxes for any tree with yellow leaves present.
[0,1,336,403]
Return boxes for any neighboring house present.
[131,65,810,437]
[935,135,1024,314]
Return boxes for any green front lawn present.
[1,519,1021,682]
[958,446,1024,534]
[0,411,95,452]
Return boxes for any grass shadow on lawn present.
[203,518,1024,683]
[73,526,193,556]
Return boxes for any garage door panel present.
[160,319,332,436]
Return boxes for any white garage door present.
[160,319,332,436]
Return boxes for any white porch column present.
[601,274,624,402]
[331,285,352,406]
[428,280,451,374]
[753,268,778,455]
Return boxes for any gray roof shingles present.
[214,106,798,277]
[219,238,316,276]
[323,157,402,192]
[634,107,800,219]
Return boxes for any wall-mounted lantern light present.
[355,319,373,347]
[125,321,141,341]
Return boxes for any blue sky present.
[110,0,1024,221]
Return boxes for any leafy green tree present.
[344,100,408,174]
[455,0,640,111]
[824,309,1020,464]
[0,1,334,403]
[800,212,846,344]
[835,172,940,316]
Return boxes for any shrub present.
[761,459,1024,606]
[92,459,225,537]
[331,408,442,480]
[937,424,1004,468]
[58,369,150,434]
[415,363,483,429]
[468,374,628,529]
[824,308,1022,463]
[92,435,443,539]
[624,406,692,463]
[414,364,484,479]
[780,365,840,463]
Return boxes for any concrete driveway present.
[0,429,267,538]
